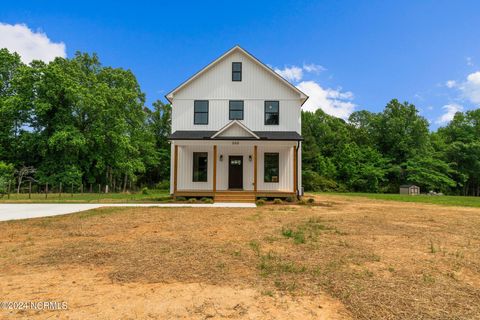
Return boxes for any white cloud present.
[445,80,457,88]
[303,63,325,74]
[274,66,303,82]
[297,80,355,119]
[0,22,66,63]
[274,63,325,82]
[466,57,474,66]
[414,93,424,100]
[436,104,463,124]
[273,62,354,119]
[446,71,480,105]
[460,71,480,104]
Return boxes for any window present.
[232,62,242,81]
[193,152,208,182]
[194,100,208,125]
[229,100,244,120]
[265,101,279,125]
[264,153,279,183]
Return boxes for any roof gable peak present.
[211,120,259,139]
[165,45,308,104]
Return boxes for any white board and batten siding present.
[171,50,303,133]
[168,46,305,195]
[176,144,214,191]
[257,146,294,191]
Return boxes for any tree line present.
[1,49,479,195]
[302,101,480,196]
[0,49,171,193]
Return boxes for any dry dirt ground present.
[1,194,480,319]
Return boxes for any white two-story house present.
[166,46,308,202]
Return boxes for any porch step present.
[214,192,256,203]
[214,197,256,202]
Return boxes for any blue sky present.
[1,0,480,128]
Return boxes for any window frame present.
[264,101,279,125]
[229,100,244,120]
[232,62,242,81]
[192,152,208,182]
[264,152,279,183]
[194,100,209,125]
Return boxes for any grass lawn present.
[316,192,480,208]
[0,190,171,203]
[1,194,479,319]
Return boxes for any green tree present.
[301,109,351,191]
[348,110,380,146]
[436,110,480,195]
[142,100,172,185]
[335,143,388,192]
[403,156,457,192]
[0,161,14,194]
[0,49,36,167]
[377,99,430,163]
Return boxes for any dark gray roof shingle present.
[169,131,303,141]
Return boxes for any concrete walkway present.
[0,203,256,222]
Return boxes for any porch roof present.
[169,130,303,141]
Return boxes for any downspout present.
[296,140,300,198]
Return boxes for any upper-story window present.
[232,62,242,81]
[194,100,209,125]
[229,100,244,120]
[265,101,279,125]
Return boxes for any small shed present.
[399,184,420,195]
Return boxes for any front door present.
[228,156,243,189]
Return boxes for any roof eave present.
[168,137,304,141]
[300,95,309,107]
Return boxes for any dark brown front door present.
[228,156,243,189]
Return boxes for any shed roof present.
[400,184,419,188]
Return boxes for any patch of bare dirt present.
[1,195,480,319]
[1,267,347,319]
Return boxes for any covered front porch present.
[171,140,300,202]
[169,120,302,202]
